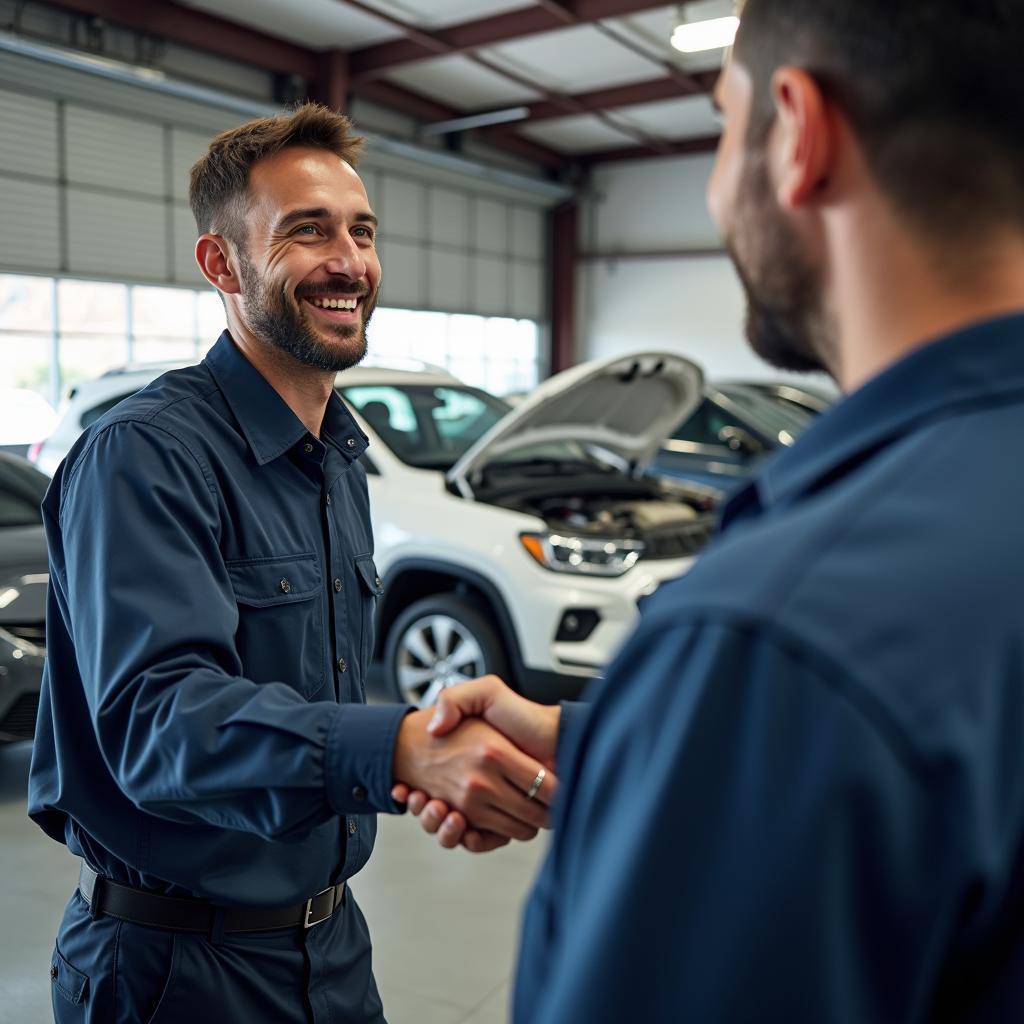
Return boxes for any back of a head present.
[734,0,1024,243]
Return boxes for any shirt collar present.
[725,312,1024,523]
[204,331,369,466]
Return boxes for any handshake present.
[390,676,561,853]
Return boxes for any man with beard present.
[399,0,1024,1020]
[28,105,555,1024]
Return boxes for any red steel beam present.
[50,0,317,77]
[549,201,578,374]
[310,50,350,113]
[348,0,672,80]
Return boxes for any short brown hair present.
[188,103,364,247]
[734,0,1024,243]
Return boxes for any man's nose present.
[323,233,366,279]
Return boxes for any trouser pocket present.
[50,945,88,1022]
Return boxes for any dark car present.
[0,452,48,744]
[736,379,838,417]
[650,382,819,491]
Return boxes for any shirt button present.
[334,578,343,593]
[347,818,358,836]
[337,657,347,673]
[50,965,58,981]
[346,437,357,449]
[303,442,313,454]
[279,578,291,594]
[374,576,382,589]
[325,495,331,506]
[352,785,367,801]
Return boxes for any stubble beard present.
[238,253,375,373]
[726,144,836,376]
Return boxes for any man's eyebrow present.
[274,208,379,231]
[275,207,331,232]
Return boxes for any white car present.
[31,352,715,705]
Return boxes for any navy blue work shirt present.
[516,314,1024,1023]
[29,332,409,906]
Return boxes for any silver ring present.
[526,767,546,801]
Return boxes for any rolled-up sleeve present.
[58,421,407,839]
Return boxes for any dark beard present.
[726,146,834,375]
[238,254,375,372]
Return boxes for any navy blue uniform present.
[516,315,1024,1023]
[30,333,409,1022]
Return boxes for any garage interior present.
[0,1,802,1021]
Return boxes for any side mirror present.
[718,425,764,456]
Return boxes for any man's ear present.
[770,66,834,210]
[195,234,242,295]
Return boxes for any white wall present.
[577,154,816,383]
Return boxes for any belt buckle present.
[303,886,335,929]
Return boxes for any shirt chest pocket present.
[225,553,326,700]
[354,554,382,670]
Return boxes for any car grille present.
[643,517,716,560]
[0,692,39,741]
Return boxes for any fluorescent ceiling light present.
[671,15,739,53]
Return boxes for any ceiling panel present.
[384,54,544,111]
[484,24,663,94]
[357,0,536,30]
[613,94,720,140]
[179,0,403,50]
[518,114,639,154]
[608,1,733,74]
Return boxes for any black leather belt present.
[78,863,346,933]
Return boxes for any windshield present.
[0,454,48,527]
[714,385,814,444]
[340,384,514,471]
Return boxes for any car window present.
[0,455,48,527]
[672,398,739,448]
[80,393,133,430]
[716,385,813,441]
[340,384,510,470]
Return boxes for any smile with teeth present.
[306,296,360,311]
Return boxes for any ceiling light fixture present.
[670,13,739,54]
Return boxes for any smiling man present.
[28,105,555,1024]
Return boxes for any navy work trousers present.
[49,885,385,1023]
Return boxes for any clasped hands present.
[390,675,560,853]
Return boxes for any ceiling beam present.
[352,80,568,169]
[348,0,672,80]
[579,134,720,164]
[50,0,317,77]
[507,70,718,123]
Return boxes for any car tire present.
[383,594,509,708]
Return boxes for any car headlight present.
[519,533,644,577]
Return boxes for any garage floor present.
[0,735,547,1024]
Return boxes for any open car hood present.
[447,351,704,497]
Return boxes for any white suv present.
[32,352,715,705]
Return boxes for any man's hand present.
[391,705,556,842]
[392,677,562,852]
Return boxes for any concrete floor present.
[0,738,547,1024]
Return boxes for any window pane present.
[58,279,126,336]
[131,286,194,340]
[0,275,54,400]
[60,335,129,391]
[196,290,225,353]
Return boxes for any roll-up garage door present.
[0,42,560,322]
